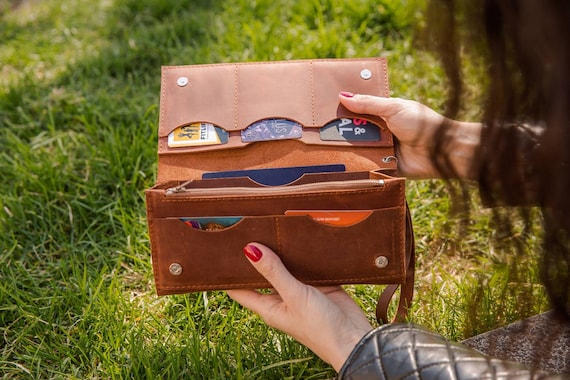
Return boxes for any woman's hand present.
[226,243,373,372]
[339,92,482,180]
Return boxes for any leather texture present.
[338,324,567,380]
[146,58,415,322]
[156,58,395,182]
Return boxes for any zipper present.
[165,179,385,197]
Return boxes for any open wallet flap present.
[146,58,415,323]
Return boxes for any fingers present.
[241,243,305,304]
[338,92,405,119]
[226,288,275,315]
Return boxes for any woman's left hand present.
[226,243,373,372]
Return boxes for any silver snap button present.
[169,263,183,275]
[360,69,372,80]
[176,76,189,87]
[374,256,389,268]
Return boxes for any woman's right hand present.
[339,92,482,180]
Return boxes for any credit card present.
[284,210,373,226]
[241,118,303,143]
[180,217,243,231]
[202,164,346,186]
[320,118,380,141]
[168,123,229,147]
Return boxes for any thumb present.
[338,92,404,120]
[243,243,304,301]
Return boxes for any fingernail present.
[244,245,263,262]
[340,91,355,98]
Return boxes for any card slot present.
[277,207,406,284]
[150,207,406,293]
[161,115,386,140]
[158,59,389,139]
[156,139,397,182]
[151,216,277,292]
[172,216,245,232]
[161,215,272,236]
[167,171,372,191]
[201,163,346,186]
[160,116,393,155]
[160,133,393,155]
[283,210,373,228]
[278,207,393,231]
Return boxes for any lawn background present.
[0,0,549,378]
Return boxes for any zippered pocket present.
[165,178,385,198]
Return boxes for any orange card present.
[284,210,373,227]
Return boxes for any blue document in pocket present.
[202,164,346,186]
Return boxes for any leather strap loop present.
[376,204,415,324]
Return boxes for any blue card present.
[202,164,346,186]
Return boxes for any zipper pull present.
[166,180,194,195]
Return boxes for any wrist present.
[330,327,372,373]
[447,121,482,180]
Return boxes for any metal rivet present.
[169,263,183,275]
[374,256,389,268]
[360,69,372,80]
[176,76,189,87]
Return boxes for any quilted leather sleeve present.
[338,323,567,380]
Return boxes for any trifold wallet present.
[145,58,415,323]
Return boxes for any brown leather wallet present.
[145,58,415,323]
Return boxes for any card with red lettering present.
[319,118,380,141]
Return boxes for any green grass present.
[0,0,549,378]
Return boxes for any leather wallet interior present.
[145,58,414,322]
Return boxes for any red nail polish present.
[340,91,354,98]
[244,245,263,262]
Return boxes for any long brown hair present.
[427,0,570,319]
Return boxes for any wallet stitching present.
[381,58,390,97]
[310,60,316,126]
[157,274,405,291]
[398,182,406,275]
[275,217,282,255]
[159,68,168,152]
[146,199,163,288]
[233,64,239,130]
[162,58,385,70]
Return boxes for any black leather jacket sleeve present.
[337,323,568,380]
